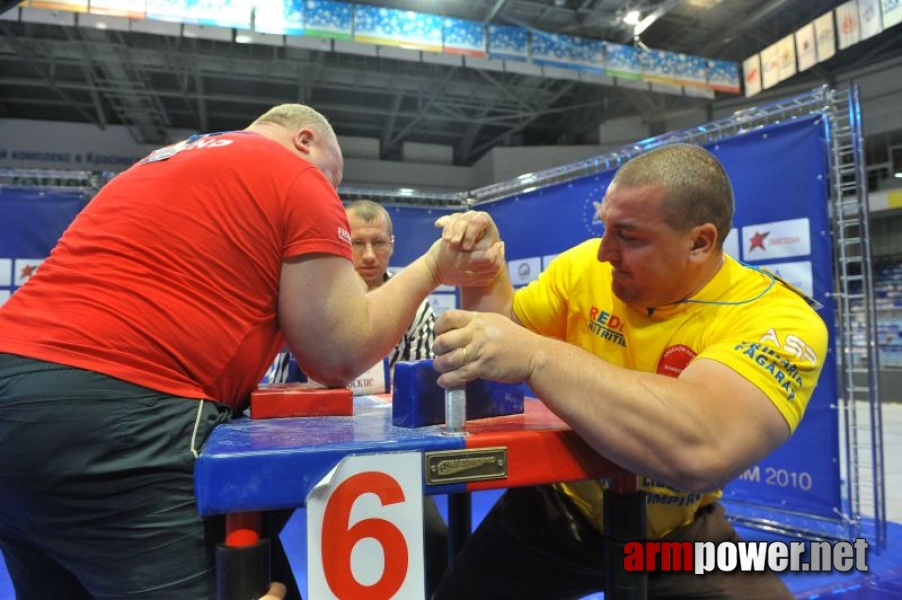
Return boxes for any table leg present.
[446,492,472,561]
[603,489,648,600]
[217,511,271,600]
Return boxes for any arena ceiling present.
[1,0,901,166]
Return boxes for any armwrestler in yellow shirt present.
[429,144,828,600]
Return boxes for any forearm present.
[280,255,438,386]
[524,337,769,492]
[362,255,440,355]
[460,268,515,317]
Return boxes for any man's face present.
[347,212,394,290]
[596,183,698,308]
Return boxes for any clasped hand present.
[427,211,505,288]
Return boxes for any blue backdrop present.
[0,186,90,304]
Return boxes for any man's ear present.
[293,128,315,156]
[689,223,718,261]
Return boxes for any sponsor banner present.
[741,218,811,261]
[14,258,44,287]
[605,42,643,80]
[487,24,529,62]
[709,59,741,94]
[28,0,86,11]
[531,31,604,74]
[766,261,815,298]
[305,0,353,40]
[354,4,442,51]
[508,257,542,287]
[145,0,253,28]
[639,49,680,86]
[674,54,709,89]
[254,0,305,35]
[88,0,145,18]
[442,16,486,57]
[0,258,10,286]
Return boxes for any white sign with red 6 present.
[306,452,425,599]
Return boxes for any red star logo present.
[19,264,38,279]
[748,231,770,253]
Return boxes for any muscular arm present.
[433,310,792,493]
[279,253,440,386]
[280,234,504,387]
[526,338,790,492]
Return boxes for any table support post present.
[447,492,472,561]
[603,488,648,600]
[217,511,271,600]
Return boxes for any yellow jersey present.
[512,238,829,539]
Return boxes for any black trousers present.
[0,353,448,599]
[433,485,794,600]
[0,353,299,599]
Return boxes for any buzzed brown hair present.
[612,143,734,247]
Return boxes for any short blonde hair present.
[346,199,393,236]
[251,104,336,140]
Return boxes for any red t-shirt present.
[0,131,352,409]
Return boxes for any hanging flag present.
[777,34,797,81]
[760,43,780,89]
[883,0,902,28]
[796,22,817,72]
[858,0,884,39]
[743,54,762,97]
[836,0,861,49]
[814,12,837,62]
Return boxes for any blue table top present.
[195,395,630,516]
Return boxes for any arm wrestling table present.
[195,395,647,600]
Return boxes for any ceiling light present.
[623,10,642,26]
[894,172,902,179]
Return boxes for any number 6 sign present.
[307,452,425,599]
